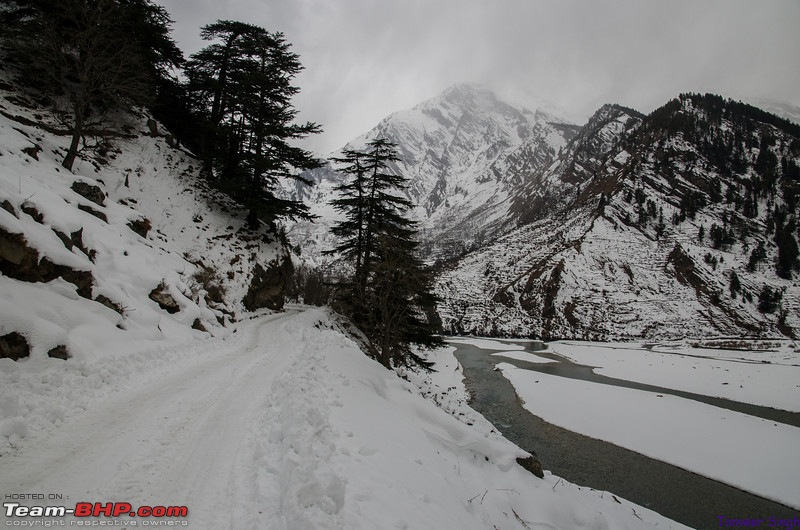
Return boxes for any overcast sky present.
[158,0,800,154]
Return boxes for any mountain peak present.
[415,83,571,126]
[438,82,496,102]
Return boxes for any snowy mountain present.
[437,94,800,339]
[286,86,799,340]
[286,83,580,263]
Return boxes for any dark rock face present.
[243,258,293,311]
[46,345,69,360]
[78,204,107,223]
[0,332,30,360]
[0,228,29,266]
[53,229,72,250]
[191,318,207,332]
[21,201,44,223]
[1,200,16,217]
[71,181,106,206]
[516,455,545,479]
[126,217,151,238]
[69,228,94,261]
[95,294,124,315]
[149,282,181,314]
[146,118,159,137]
[22,144,41,160]
[0,227,94,298]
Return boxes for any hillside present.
[437,95,800,339]
[0,75,292,364]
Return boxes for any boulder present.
[126,217,151,238]
[0,332,30,361]
[516,455,545,479]
[78,203,107,222]
[46,345,69,360]
[71,181,106,207]
[242,258,293,311]
[0,227,94,298]
[149,281,181,314]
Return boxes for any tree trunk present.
[62,109,84,171]
[203,32,240,177]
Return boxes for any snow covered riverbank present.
[544,341,800,412]
[496,340,800,511]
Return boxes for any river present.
[452,340,799,530]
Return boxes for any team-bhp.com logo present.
[4,502,188,526]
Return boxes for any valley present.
[289,86,800,341]
[1,15,799,525]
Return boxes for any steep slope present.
[286,83,579,263]
[438,94,800,339]
[0,75,292,365]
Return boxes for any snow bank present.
[500,363,800,509]
[447,337,525,351]
[492,350,555,363]
[0,80,293,450]
[549,341,800,412]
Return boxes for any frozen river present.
[451,338,800,530]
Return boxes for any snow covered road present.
[0,310,305,527]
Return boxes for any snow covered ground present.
[1,309,691,529]
[545,340,800,412]
[497,340,800,511]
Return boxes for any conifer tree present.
[327,148,369,281]
[0,0,182,171]
[185,21,321,226]
[328,138,442,369]
[775,218,800,279]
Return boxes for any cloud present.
[159,0,800,153]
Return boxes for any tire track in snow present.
[0,310,314,528]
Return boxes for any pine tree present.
[747,240,767,272]
[775,218,800,279]
[328,138,442,369]
[757,286,782,314]
[327,148,370,281]
[729,271,741,298]
[185,21,321,226]
[1,0,182,171]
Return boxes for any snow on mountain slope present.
[0,76,291,368]
[0,308,690,529]
[286,83,579,264]
[438,95,800,339]
[745,97,800,126]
